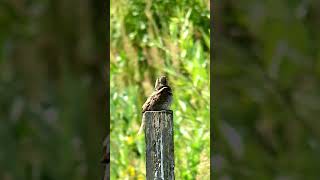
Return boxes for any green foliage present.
[215,0,320,179]
[0,1,106,179]
[110,0,210,179]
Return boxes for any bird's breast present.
[161,94,173,109]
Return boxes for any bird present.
[138,76,173,135]
[154,75,168,90]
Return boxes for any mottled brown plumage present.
[142,86,172,113]
[154,75,168,90]
[138,76,173,135]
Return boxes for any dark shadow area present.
[213,0,320,179]
[0,1,108,179]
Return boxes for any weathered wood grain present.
[145,110,174,180]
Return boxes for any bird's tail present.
[137,114,145,135]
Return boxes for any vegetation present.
[2,0,318,179]
[214,1,320,179]
[110,0,210,179]
[0,1,106,179]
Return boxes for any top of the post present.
[144,110,173,114]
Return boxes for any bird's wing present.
[142,91,160,112]
[142,87,169,112]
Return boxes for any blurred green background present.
[2,0,320,179]
[214,0,320,179]
[0,1,107,180]
[110,0,210,179]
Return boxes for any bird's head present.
[155,76,168,90]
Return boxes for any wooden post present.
[102,135,109,180]
[104,161,109,180]
[144,110,175,180]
